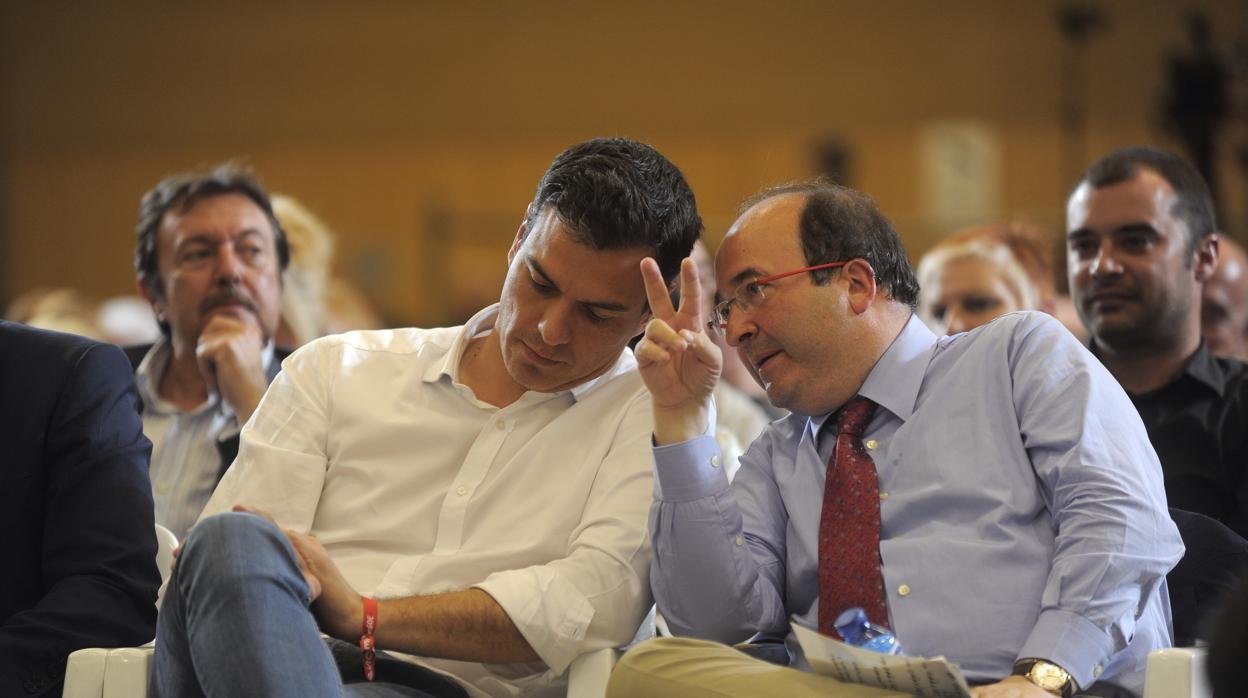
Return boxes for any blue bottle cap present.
[833,607,869,643]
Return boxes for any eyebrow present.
[1066,223,1157,241]
[178,228,266,246]
[527,256,633,313]
[726,267,767,290]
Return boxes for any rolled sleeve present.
[474,568,598,673]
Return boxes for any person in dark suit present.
[129,163,291,537]
[0,320,160,696]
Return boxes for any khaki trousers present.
[605,637,915,698]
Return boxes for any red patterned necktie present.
[817,395,890,634]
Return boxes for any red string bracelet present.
[361,596,378,681]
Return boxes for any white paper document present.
[791,620,973,698]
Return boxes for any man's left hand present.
[232,504,363,641]
[969,675,1061,697]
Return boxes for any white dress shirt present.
[201,305,655,698]
[137,338,274,538]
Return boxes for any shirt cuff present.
[473,569,595,675]
[652,435,730,503]
[1017,608,1115,690]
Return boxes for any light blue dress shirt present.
[650,311,1183,694]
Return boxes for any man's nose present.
[1090,241,1124,277]
[724,307,755,347]
[538,303,572,346]
[213,245,242,283]
[946,308,972,335]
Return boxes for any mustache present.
[199,285,259,316]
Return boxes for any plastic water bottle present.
[834,607,904,655]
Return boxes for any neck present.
[458,330,526,408]
[157,338,211,411]
[1096,326,1200,395]
[866,303,913,360]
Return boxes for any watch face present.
[1028,663,1072,693]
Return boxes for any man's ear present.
[136,276,164,321]
[508,203,534,266]
[843,258,879,315]
[1194,233,1219,284]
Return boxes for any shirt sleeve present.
[472,390,656,675]
[648,405,792,644]
[199,338,335,533]
[1009,316,1185,689]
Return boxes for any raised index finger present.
[640,257,677,321]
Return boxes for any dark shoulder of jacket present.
[121,344,154,372]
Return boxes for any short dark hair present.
[742,181,920,308]
[527,137,702,284]
[1076,146,1216,253]
[135,163,290,300]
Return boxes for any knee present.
[608,637,710,694]
[617,637,692,669]
[177,512,289,581]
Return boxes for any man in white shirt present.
[126,164,290,537]
[151,137,703,698]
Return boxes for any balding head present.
[1202,235,1248,361]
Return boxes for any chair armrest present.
[567,647,622,698]
[102,646,154,698]
[1144,647,1210,698]
[64,648,109,698]
[62,645,156,698]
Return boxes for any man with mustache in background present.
[128,164,290,538]
[1066,146,1248,539]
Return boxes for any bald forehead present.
[1211,237,1248,287]
[732,192,807,233]
[717,192,808,288]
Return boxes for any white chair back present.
[153,524,178,608]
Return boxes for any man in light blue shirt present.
[609,182,1183,698]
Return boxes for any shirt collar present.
[421,303,637,403]
[858,313,937,422]
[1173,341,1230,398]
[810,312,937,434]
[1089,338,1229,398]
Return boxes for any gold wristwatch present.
[1013,658,1076,697]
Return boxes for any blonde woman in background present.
[271,194,384,348]
[270,194,334,347]
[917,222,1086,340]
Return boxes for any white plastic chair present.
[1143,647,1209,698]
[61,524,176,698]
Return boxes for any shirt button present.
[456,486,468,496]
[710,455,721,468]
[897,584,911,597]
[735,535,744,546]
[879,492,889,501]
[1093,664,1103,677]
[495,420,506,430]
[865,439,878,450]
[157,483,170,494]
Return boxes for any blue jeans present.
[152,512,467,698]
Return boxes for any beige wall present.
[3,0,1244,326]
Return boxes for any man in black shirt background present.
[1066,145,1247,539]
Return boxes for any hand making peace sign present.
[635,256,723,445]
